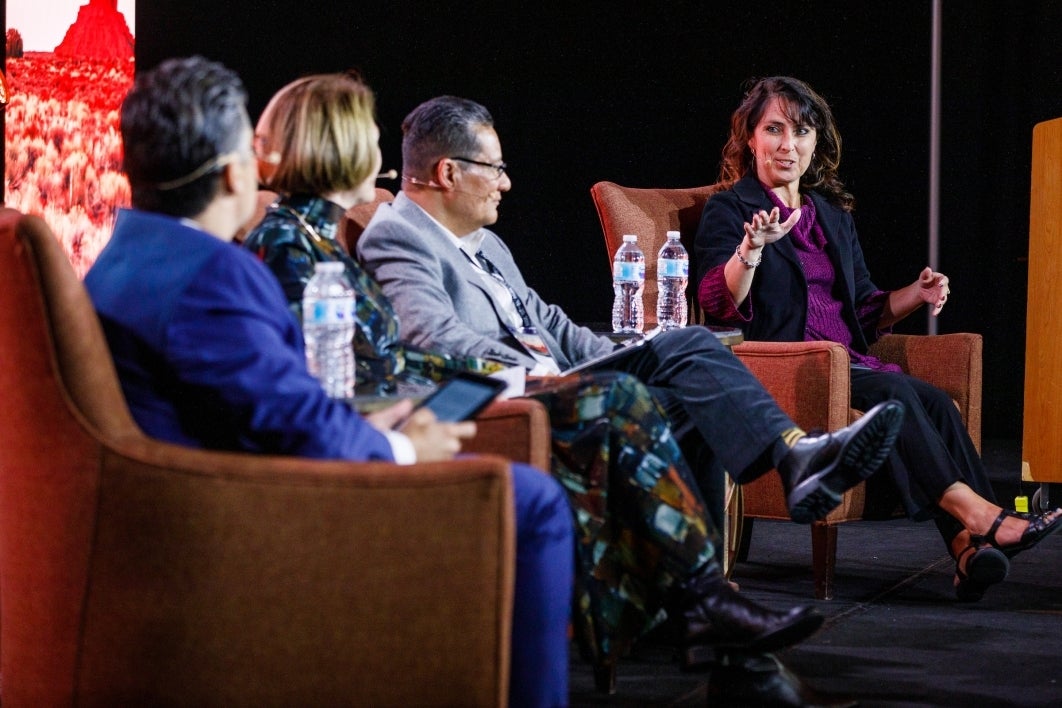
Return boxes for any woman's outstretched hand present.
[917,266,950,316]
[743,207,802,248]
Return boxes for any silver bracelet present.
[734,242,763,268]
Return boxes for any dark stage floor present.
[568,439,1062,707]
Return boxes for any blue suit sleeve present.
[166,252,395,461]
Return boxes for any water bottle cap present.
[314,261,345,273]
[622,234,638,243]
[666,230,680,239]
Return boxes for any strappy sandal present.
[954,543,1009,602]
[983,508,1062,559]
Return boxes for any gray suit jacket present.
[357,192,615,371]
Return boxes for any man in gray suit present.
[358,95,903,527]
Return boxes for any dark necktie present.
[475,250,534,330]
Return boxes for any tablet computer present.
[560,326,662,376]
[411,371,508,422]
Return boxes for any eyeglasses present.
[451,156,508,179]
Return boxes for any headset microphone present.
[401,174,441,188]
[401,174,496,202]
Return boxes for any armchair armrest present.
[15,441,517,706]
[868,333,982,451]
[467,397,552,470]
[730,340,854,522]
[732,340,852,432]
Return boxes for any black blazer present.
[693,172,883,352]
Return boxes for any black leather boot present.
[707,652,858,707]
[681,562,823,669]
[779,400,905,523]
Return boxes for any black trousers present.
[600,326,795,494]
[851,367,994,548]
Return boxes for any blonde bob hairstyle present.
[256,72,378,194]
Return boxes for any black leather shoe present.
[780,400,905,524]
[707,652,859,707]
[683,569,824,668]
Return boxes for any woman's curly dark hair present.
[717,76,854,212]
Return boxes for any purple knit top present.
[700,186,900,373]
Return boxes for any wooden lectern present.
[1022,116,1062,489]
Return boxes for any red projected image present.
[4,0,135,276]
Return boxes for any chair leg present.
[594,659,617,694]
[811,522,838,600]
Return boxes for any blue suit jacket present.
[357,192,614,371]
[85,209,393,461]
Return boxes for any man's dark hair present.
[120,56,248,217]
[401,96,493,179]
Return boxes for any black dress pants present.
[600,326,795,486]
[850,367,994,548]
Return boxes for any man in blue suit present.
[84,56,573,708]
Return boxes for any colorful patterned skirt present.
[525,370,719,668]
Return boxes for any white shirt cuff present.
[383,429,417,464]
[529,362,557,377]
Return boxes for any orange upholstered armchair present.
[0,207,549,706]
[732,334,982,600]
[232,188,280,243]
[340,186,395,254]
[590,181,983,599]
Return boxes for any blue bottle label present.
[613,261,645,282]
[658,258,688,277]
[304,296,356,324]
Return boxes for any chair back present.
[0,208,516,706]
[590,181,724,328]
[340,187,394,253]
[0,207,146,705]
[233,189,280,243]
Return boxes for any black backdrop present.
[135,1,1062,442]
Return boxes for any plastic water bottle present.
[302,261,356,399]
[656,230,689,330]
[611,233,645,333]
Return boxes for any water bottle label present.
[613,261,645,282]
[658,258,689,277]
[304,296,356,325]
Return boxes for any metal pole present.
[928,0,942,334]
